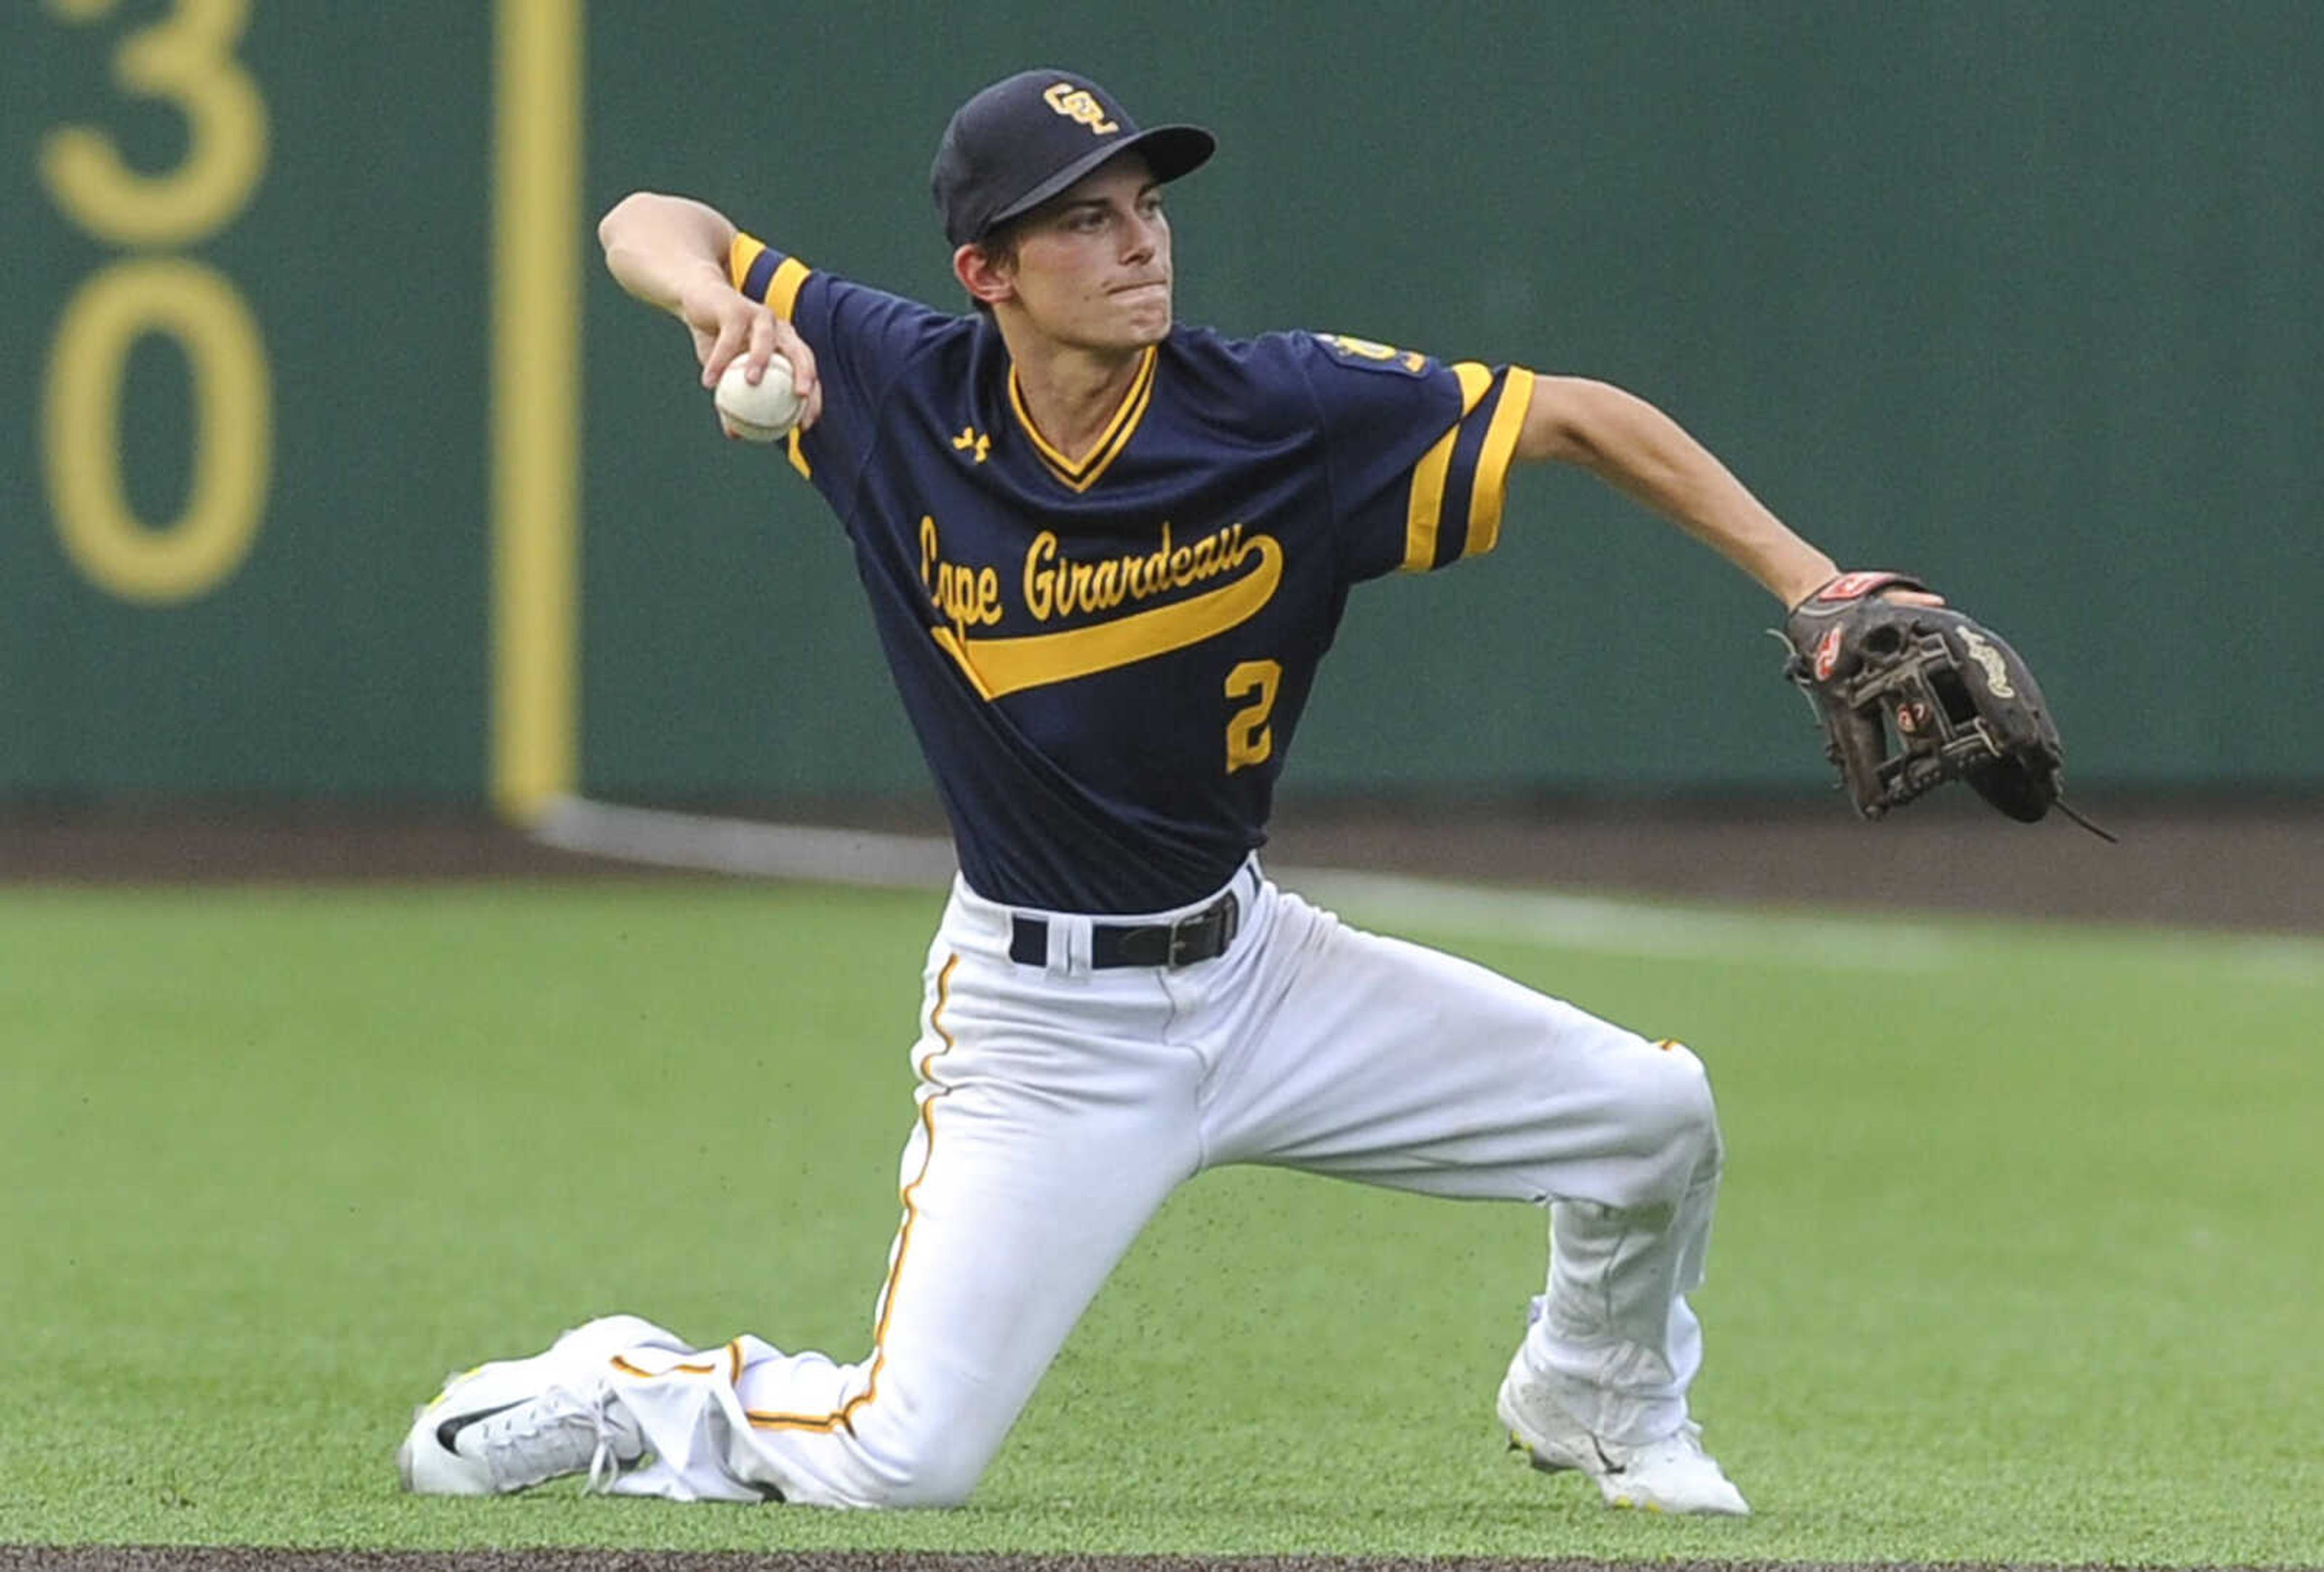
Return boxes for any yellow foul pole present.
[490,0,583,823]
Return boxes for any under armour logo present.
[1042,83,1118,134]
[953,427,991,464]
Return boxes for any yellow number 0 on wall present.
[39,0,272,604]
[45,259,273,604]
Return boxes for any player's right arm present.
[1513,375,1828,605]
[597,191,822,425]
[1513,376,1938,610]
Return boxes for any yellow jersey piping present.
[1006,345,1157,494]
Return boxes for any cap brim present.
[983,123,1216,236]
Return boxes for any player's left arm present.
[1512,375,1842,607]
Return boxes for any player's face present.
[1002,157,1173,353]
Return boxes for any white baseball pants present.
[597,860,1723,1505]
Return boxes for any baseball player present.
[399,68,1912,1517]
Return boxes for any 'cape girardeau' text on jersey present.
[732,234,1537,913]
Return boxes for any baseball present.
[714,354,802,442]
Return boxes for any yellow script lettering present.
[1020,519,1264,624]
[921,513,1003,628]
[1024,530,1057,620]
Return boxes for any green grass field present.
[3,877,2319,1565]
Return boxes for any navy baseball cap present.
[931,69,1215,248]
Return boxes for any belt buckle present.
[1165,910,1202,969]
[1164,892,1237,968]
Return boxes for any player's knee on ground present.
[814,1388,1005,1509]
[846,1441,988,1509]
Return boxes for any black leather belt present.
[1009,889,1241,970]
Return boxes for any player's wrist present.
[672,262,740,318]
[1774,559,1842,610]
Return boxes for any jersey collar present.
[1006,344,1158,494]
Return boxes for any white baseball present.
[714,354,802,442]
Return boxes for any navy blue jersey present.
[732,235,1536,913]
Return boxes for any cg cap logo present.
[1042,82,1117,134]
[931,68,1216,248]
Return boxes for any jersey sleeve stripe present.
[1459,366,1535,559]
[1440,367,1534,562]
[1400,362,1495,573]
[1431,394,1500,568]
[767,257,810,318]
[729,232,769,295]
[727,233,812,319]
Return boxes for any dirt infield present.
[4,795,2318,933]
[0,1552,2269,1572]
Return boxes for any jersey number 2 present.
[1224,660,1280,774]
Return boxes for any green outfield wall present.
[7,2,2319,805]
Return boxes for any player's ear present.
[954,242,1016,309]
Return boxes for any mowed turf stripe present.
[1287,869,1954,973]
[530,798,2324,981]
[1294,867,2324,984]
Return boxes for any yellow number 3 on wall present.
[39,0,270,247]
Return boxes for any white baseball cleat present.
[396,1315,668,1496]
[1495,1362,1750,1516]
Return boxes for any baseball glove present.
[1779,571,2107,836]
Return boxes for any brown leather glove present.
[1780,571,2069,824]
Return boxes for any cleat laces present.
[462,1380,642,1494]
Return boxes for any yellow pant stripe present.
[746,953,960,1433]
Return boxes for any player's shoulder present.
[1167,324,1428,377]
[1156,326,1443,444]
[1160,324,1422,404]
[807,267,975,344]
[1150,326,1308,438]
[1301,329,1437,379]
[791,266,988,402]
